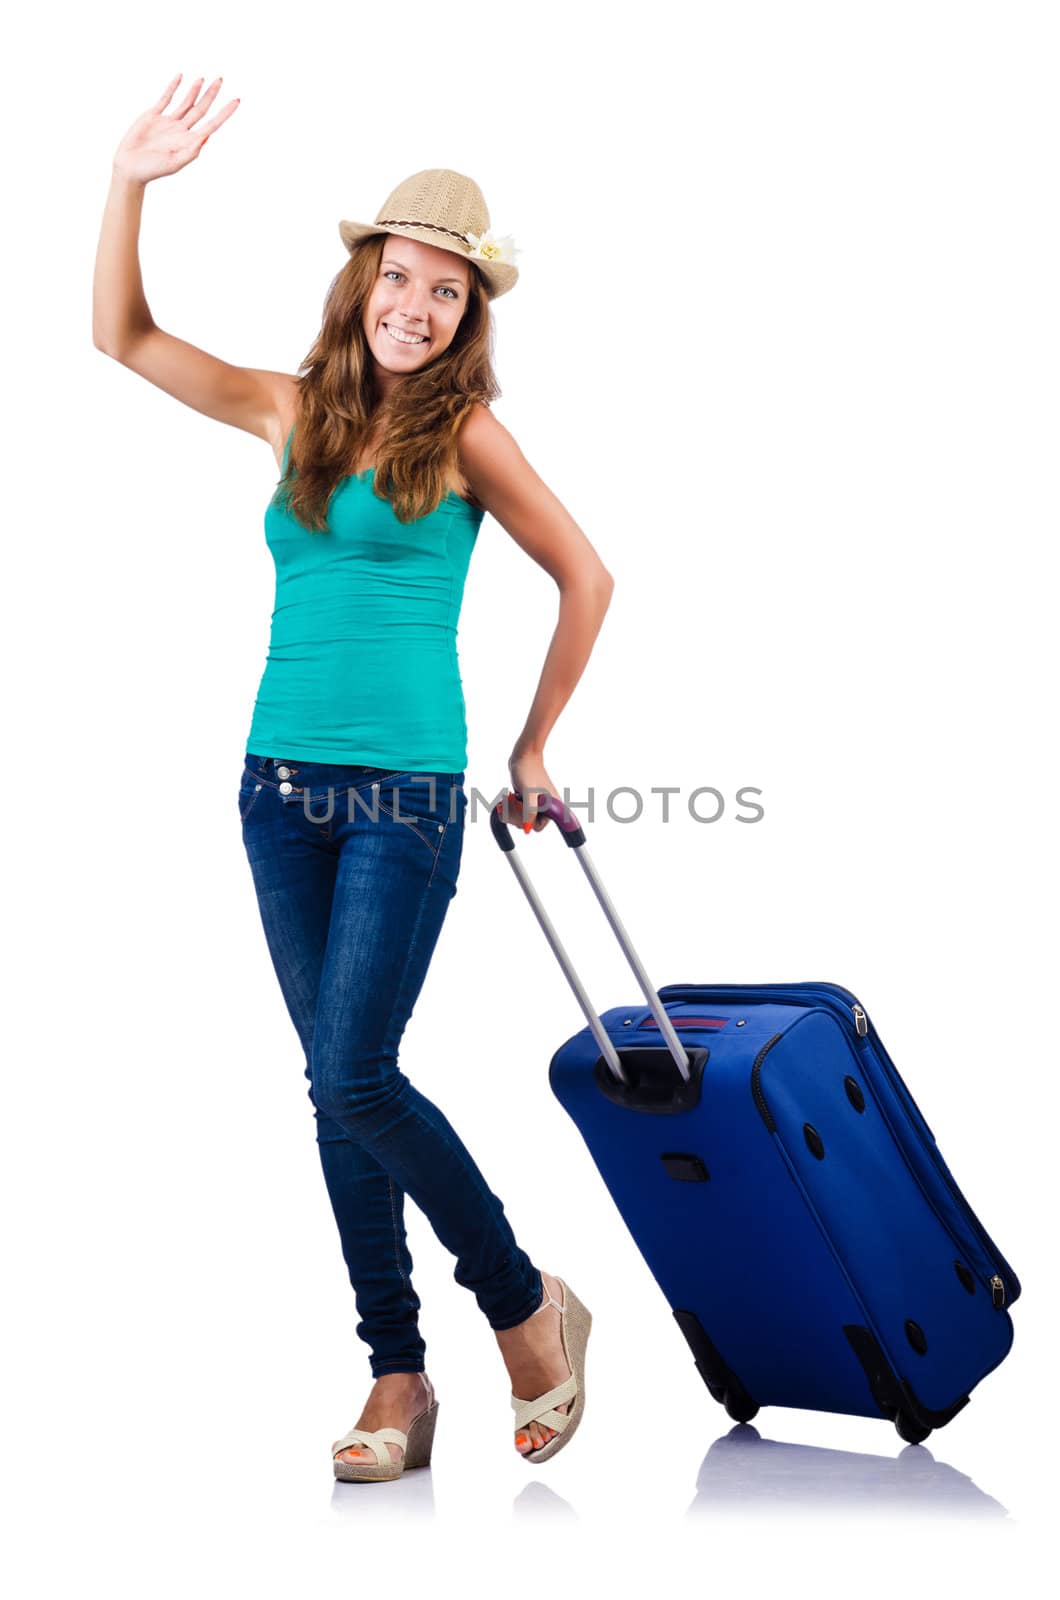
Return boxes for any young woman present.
[92,75,615,1483]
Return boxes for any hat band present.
[376,217,471,248]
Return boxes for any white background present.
[4,1,1057,1593]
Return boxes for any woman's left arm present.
[458,403,615,830]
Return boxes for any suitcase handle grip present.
[489,788,585,846]
[490,789,692,1086]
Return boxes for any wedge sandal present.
[332,1372,439,1482]
[511,1277,592,1464]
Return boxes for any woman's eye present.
[384,269,458,299]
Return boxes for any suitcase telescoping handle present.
[490,789,692,1086]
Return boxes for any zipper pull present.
[990,1274,1006,1309]
[852,1003,868,1037]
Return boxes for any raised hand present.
[112,73,240,186]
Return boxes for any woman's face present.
[362,236,471,385]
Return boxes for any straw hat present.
[338,167,520,300]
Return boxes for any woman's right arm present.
[92,75,292,451]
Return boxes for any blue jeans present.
[238,752,543,1376]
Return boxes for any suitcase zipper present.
[659,981,870,1045]
[655,981,1018,1305]
[859,1014,1018,1307]
[750,1034,783,1132]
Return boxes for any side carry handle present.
[490,788,692,1086]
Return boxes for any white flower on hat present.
[466,229,520,264]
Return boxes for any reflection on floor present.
[688,1423,1008,1518]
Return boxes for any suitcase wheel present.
[723,1389,760,1424]
[894,1410,932,1446]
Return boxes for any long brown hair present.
[275,233,499,530]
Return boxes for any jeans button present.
[279,781,293,795]
[277,765,291,779]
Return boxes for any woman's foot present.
[333,1371,434,1469]
[495,1270,571,1456]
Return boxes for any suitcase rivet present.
[844,1075,866,1113]
[905,1319,928,1355]
[954,1261,976,1295]
[803,1123,825,1159]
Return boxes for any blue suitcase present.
[491,791,1020,1444]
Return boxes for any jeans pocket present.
[238,771,265,822]
[374,774,464,858]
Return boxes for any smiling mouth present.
[383,322,430,347]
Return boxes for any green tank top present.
[247,426,485,771]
